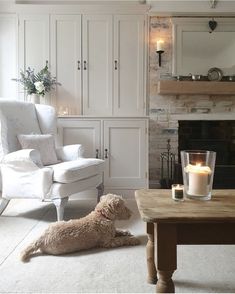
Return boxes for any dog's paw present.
[115,229,133,237]
[129,236,141,246]
[122,230,133,236]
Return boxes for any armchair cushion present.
[17,134,59,166]
[50,158,105,184]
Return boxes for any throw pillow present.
[17,134,59,165]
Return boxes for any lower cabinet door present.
[103,120,147,189]
[58,119,101,158]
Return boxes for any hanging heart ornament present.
[209,20,217,32]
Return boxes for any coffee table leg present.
[146,222,157,284]
[154,223,177,293]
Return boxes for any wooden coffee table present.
[135,189,235,293]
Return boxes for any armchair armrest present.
[1,149,53,199]
[2,149,43,168]
[56,144,84,161]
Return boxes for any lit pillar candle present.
[156,40,164,52]
[185,164,211,196]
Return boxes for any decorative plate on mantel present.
[207,67,223,81]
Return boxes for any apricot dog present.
[20,194,140,262]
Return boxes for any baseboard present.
[69,189,138,200]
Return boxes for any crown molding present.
[148,0,235,16]
[0,1,150,13]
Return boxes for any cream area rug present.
[0,197,235,293]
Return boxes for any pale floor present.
[0,197,235,293]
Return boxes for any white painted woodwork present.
[114,15,145,116]
[0,15,17,99]
[103,119,147,188]
[18,14,49,101]
[19,14,49,72]
[50,15,82,113]
[57,118,148,190]
[58,119,101,158]
[16,12,146,115]
[82,14,113,116]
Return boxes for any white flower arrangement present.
[12,64,61,96]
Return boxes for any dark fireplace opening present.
[175,120,235,189]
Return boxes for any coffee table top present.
[135,189,235,223]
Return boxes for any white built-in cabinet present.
[17,10,148,193]
[82,15,113,116]
[19,14,49,73]
[18,13,145,116]
[113,15,145,116]
[58,118,148,191]
[18,14,50,102]
[0,14,17,99]
[50,15,82,114]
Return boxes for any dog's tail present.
[20,236,44,263]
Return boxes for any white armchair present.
[0,100,105,221]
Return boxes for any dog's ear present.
[100,195,106,201]
[100,194,114,201]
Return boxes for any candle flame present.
[184,164,212,174]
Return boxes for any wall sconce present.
[156,40,164,67]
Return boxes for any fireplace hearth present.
[175,120,235,189]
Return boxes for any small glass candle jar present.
[172,184,184,201]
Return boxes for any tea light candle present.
[156,40,164,52]
[172,184,184,201]
[185,163,211,196]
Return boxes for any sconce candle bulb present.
[156,40,164,52]
[156,40,164,67]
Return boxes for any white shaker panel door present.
[51,15,82,114]
[0,15,17,99]
[114,15,145,116]
[83,15,113,116]
[19,14,49,101]
[19,14,49,72]
[58,120,101,159]
[103,120,147,188]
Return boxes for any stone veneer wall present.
[149,16,235,187]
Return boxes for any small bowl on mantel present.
[191,74,202,81]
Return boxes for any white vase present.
[28,93,40,104]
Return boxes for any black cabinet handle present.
[114,60,118,70]
[77,61,81,70]
[104,148,108,159]
[84,61,87,70]
[96,149,99,159]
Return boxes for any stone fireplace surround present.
[149,16,235,188]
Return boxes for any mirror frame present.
[172,17,235,76]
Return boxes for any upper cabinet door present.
[19,14,49,73]
[19,14,49,101]
[0,15,17,99]
[82,15,113,116]
[114,15,145,116]
[51,15,82,114]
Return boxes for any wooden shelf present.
[158,80,235,95]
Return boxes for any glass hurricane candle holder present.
[181,150,216,201]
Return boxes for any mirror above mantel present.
[172,17,235,77]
